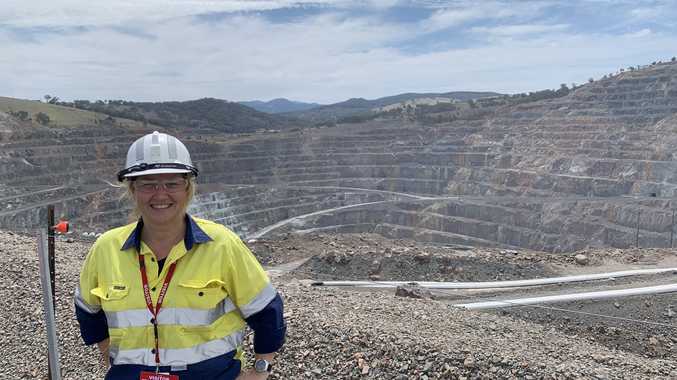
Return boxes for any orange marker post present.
[52,220,69,234]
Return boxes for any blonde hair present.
[122,175,197,223]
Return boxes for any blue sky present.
[1,0,675,104]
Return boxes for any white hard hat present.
[117,131,198,181]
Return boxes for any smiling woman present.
[124,174,196,224]
[130,173,192,235]
[74,131,286,380]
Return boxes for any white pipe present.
[283,185,439,200]
[312,267,677,289]
[454,283,677,310]
[248,200,389,239]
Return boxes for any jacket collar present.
[121,214,212,252]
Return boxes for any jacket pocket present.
[91,284,130,312]
[91,284,129,301]
[178,279,227,309]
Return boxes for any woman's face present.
[131,173,190,228]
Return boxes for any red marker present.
[52,221,69,234]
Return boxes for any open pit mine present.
[1,61,677,379]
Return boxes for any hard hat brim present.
[117,162,199,181]
[123,168,192,178]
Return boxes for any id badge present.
[139,371,179,380]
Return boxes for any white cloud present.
[629,7,662,21]
[471,24,570,37]
[421,1,552,33]
[353,0,403,8]
[423,7,487,32]
[623,28,653,38]
[0,0,340,27]
[626,3,677,29]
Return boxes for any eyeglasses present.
[134,178,188,193]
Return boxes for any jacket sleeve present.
[222,231,286,353]
[74,246,109,345]
[245,293,286,354]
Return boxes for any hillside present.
[70,97,306,133]
[239,98,322,113]
[0,96,152,141]
[286,91,501,124]
[0,96,146,129]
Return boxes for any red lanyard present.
[138,254,177,369]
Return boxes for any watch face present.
[254,359,270,372]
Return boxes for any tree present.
[102,115,116,125]
[74,100,91,109]
[11,110,30,121]
[557,83,570,96]
[588,78,594,83]
[44,94,59,104]
[672,56,676,62]
[35,112,50,125]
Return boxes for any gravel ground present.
[495,291,677,360]
[1,230,676,379]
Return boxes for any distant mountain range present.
[1,90,503,136]
[241,92,500,115]
[284,91,502,124]
[68,98,305,133]
[239,98,322,113]
[334,91,502,109]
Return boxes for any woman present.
[75,131,285,380]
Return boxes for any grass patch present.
[0,96,146,129]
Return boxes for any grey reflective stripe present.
[105,298,238,328]
[105,308,150,328]
[135,138,144,162]
[238,283,277,318]
[158,299,237,326]
[110,329,245,366]
[167,136,178,159]
[74,286,101,314]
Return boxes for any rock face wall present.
[2,62,677,252]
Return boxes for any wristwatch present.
[254,358,273,373]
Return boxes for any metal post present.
[671,209,675,248]
[47,205,56,310]
[636,209,641,248]
[38,230,62,380]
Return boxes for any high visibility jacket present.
[74,215,285,368]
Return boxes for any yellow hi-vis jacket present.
[75,217,277,366]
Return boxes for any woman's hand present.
[96,338,110,368]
